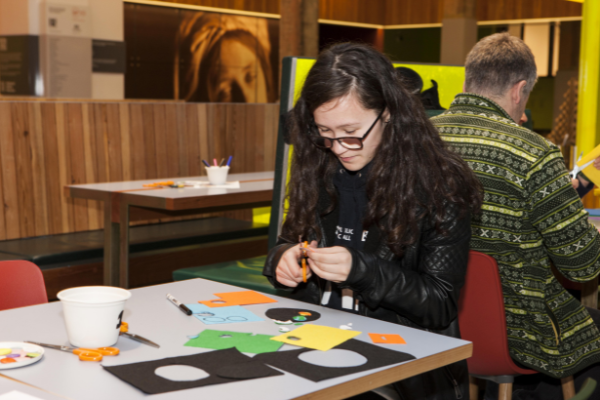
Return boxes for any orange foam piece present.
[199,290,278,308]
[0,358,16,364]
[299,312,311,316]
[368,333,406,345]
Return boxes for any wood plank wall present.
[0,101,279,240]
[154,0,582,25]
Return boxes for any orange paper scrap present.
[368,333,406,345]
[199,291,278,308]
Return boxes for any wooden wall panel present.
[29,103,49,237]
[154,0,581,25]
[477,0,582,21]
[319,0,386,26]
[40,104,63,235]
[0,101,279,240]
[384,0,582,25]
[0,103,21,240]
[157,0,280,15]
[384,0,442,26]
[12,103,36,238]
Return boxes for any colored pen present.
[226,155,233,166]
[213,158,218,166]
[166,293,192,316]
[202,159,211,168]
[218,158,225,167]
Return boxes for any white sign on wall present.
[45,3,91,37]
[41,3,92,97]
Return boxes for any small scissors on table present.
[25,341,119,362]
[120,321,160,348]
[570,152,595,179]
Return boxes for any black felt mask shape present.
[103,348,283,394]
[253,339,415,382]
[265,308,321,322]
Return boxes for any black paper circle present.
[265,308,321,322]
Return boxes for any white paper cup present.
[205,166,229,185]
[57,286,131,348]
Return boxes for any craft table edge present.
[292,343,473,400]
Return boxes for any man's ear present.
[511,80,528,105]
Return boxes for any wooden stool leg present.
[561,375,576,400]
[498,382,512,400]
[469,376,479,400]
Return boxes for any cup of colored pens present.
[203,156,232,185]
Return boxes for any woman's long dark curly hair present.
[283,43,482,256]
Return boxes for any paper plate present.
[0,342,44,369]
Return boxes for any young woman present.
[263,43,482,400]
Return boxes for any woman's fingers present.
[276,258,301,286]
[306,246,352,282]
[307,246,351,264]
[275,244,312,286]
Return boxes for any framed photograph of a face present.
[176,12,278,103]
[125,4,278,103]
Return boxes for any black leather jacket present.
[263,186,471,400]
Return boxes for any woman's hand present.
[275,242,315,287]
[306,245,352,283]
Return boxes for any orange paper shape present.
[199,291,278,308]
[368,333,406,345]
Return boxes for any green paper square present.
[185,330,283,354]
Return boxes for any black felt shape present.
[265,308,321,322]
[216,360,280,380]
[103,348,283,394]
[253,339,415,382]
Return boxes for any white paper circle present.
[155,365,210,381]
[298,349,367,368]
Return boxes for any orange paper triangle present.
[368,333,406,345]
[199,291,278,308]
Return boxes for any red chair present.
[0,260,48,311]
[458,251,575,400]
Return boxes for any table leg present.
[581,277,599,309]
[103,200,120,287]
[119,201,130,289]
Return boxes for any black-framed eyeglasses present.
[312,108,385,150]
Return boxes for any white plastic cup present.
[57,286,131,348]
[205,166,229,185]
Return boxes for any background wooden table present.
[66,172,273,288]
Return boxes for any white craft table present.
[0,377,67,400]
[66,172,274,288]
[0,279,472,400]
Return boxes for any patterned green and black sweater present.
[432,93,600,378]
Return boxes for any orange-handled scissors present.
[120,321,160,348]
[25,341,119,362]
[301,241,308,283]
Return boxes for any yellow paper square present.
[270,324,360,351]
[577,144,600,187]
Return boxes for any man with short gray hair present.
[433,32,600,398]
